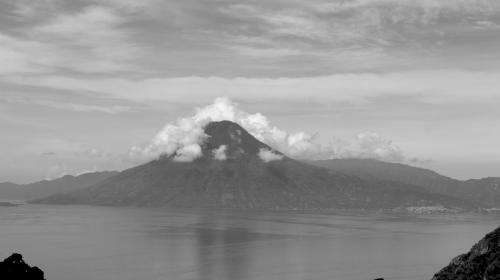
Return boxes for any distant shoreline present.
[0,201,20,207]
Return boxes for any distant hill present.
[33,121,473,211]
[0,182,24,200]
[432,225,500,280]
[310,158,500,208]
[0,171,118,201]
[310,159,458,192]
[460,177,500,208]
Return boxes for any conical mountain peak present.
[202,120,279,159]
[33,122,473,211]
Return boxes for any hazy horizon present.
[2,0,500,183]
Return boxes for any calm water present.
[0,205,499,280]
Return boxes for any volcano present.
[33,121,473,210]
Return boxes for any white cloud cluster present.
[128,118,206,162]
[258,148,284,162]
[356,132,403,160]
[129,97,409,163]
[4,96,132,114]
[21,70,500,108]
[129,97,246,162]
[213,145,227,160]
[173,144,202,162]
[128,97,331,162]
[340,132,404,162]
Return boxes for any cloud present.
[15,69,500,107]
[0,5,140,75]
[215,0,500,68]
[356,132,403,160]
[173,144,202,162]
[339,132,405,161]
[128,114,207,162]
[129,97,412,163]
[36,6,123,35]
[227,45,303,58]
[5,97,133,114]
[33,5,140,73]
[128,97,233,162]
[36,100,132,114]
[0,33,51,74]
[213,145,227,160]
[46,163,104,180]
[23,138,116,162]
[3,0,500,78]
[129,97,326,162]
[2,0,500,182]
[259,13,331,42]
[45,163,67,180]
[75,165,99,176]
[29,140,119,181]
[258,148,283,162]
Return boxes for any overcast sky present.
[1,0,500,183]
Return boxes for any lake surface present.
[1,204,499,280]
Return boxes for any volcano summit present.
[33,121,472,211]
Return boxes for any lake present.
[0,204,498,280]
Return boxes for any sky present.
[1,0,500,183]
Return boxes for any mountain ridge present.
[0,171,118,201]
[32,121,474,211]
[310,158,500,208]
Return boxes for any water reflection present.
[195,213,254,280]
[146,211,290,280]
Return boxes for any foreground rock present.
[432,226,500,280]
[0,253,45,280]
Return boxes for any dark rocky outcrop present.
[432,226,500,280]
[0,253,45,280]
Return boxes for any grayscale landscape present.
[1,0,500,280]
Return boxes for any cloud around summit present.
[258,148,284,163]
[128,97,411,163]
